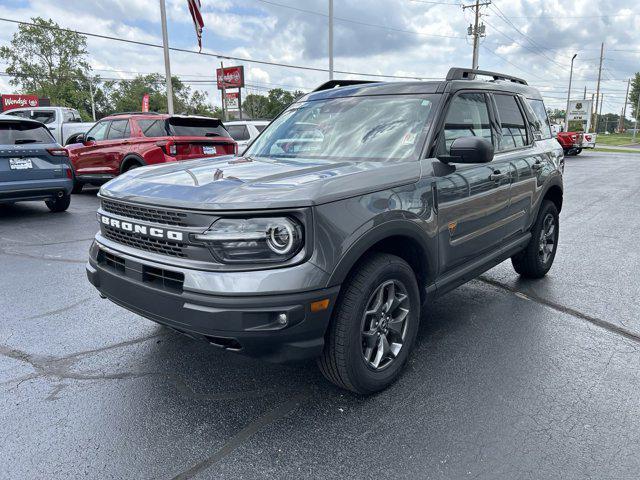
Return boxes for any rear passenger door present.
[433,92,514,273]
[491,93,541,235]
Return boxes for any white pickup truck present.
[4,106,94,145]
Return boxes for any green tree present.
[265,88,305,118]
[104,74,219,116]
[0,17,95,119]
[630,72,640,121]
[242,93,271,119]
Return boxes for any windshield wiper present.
[15,139,39,144]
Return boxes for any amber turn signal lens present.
[310,299,330,312]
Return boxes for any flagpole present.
[159,0,174,114]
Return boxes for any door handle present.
[489,170,508,181]
[531,160,543,170]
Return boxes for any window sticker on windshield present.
[401,132,417,145]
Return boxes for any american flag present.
[188,0,204,51]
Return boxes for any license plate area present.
[9,158,33,170]
[203,146,217,155]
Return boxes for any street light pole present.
[159,0,174,114]
[564,53,577,131]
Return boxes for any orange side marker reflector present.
[310,299,330,313]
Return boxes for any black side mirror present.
[74,133,85,144]
[438,136,494,164]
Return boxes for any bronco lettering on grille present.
[100,214,184,241]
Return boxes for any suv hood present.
[100,155,421,210]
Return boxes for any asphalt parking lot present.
[1,151,639,479]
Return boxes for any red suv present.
[67,113,237,193]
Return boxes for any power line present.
[0,16,439,81]
[251,0,466,40]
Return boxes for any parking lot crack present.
[478,276,640,344]
[170,389,310,480]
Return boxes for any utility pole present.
[463,1,490,70]
[328,0,334,80]
[565,54,577,131]
[220,61,226,122]
[583,85,586,100]
[88,81,96,121]
[598,93,604,133]
[633,93,640,143]
[620,78,631,132]
[593,42,604,132]
[159,0,174,114]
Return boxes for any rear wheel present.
[122,160,143,173]
[317,253,420,394]
[574,148,582,155]
[45,193,71,212]
[511,200,559,278]
[71,175,83,194]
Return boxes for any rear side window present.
[494,94,528,150]
[255,124,266,133]
[227,124,250,141]
[439,93,492,154]
[167,117,230,138]
[107,120,130,140]
[525,98,552,139]
[0,121,54,144]
[137,119,168,137]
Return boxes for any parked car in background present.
[0,115,73,212]
[4,106,94,146]
[225,120,269,151]
[66,113,237,193]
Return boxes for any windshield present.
[245,94,437,161]
[0,121,54,145]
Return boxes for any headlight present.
[193,217,303,263]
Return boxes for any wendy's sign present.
[216,66,244,90]
[1,94,39,111]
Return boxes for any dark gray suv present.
[87,68,563,394]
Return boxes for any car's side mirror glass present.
[437,136,494,164]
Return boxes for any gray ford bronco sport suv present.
[87,68,563,394]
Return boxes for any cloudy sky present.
[0,0,639,117]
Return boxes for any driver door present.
[73,120,110,175]
[432,92,514,274]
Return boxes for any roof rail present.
[446,67,528,85]
[109,111,162,117]
[312,80,377,92]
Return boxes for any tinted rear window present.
[0,121,54,144]
[167,117,230,138]
[227,124,250,141]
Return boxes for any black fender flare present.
[120,154,147,173]
[326,218,436,288]
[533,175,563,220]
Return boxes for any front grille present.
[142,266,184,292]
[98,250,125,273]
[103,225,186,258]
[102,199,188,226]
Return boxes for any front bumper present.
[87,240,340,363]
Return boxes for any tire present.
[71,177,83,194]
[511,200,559,278]
[574,148,582,155]
[317,253,421,394]
[122,159,143,173]
[45,193,71,212]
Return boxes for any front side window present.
[494,94,529,151]
[438,93,492,155]
[86,121,110,141]
[245,95,437,161]
[107,120,130,140]
[227,124,250,141]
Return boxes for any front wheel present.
[45,193,71,212]
[511,200,559,278]
[317,253,420,394]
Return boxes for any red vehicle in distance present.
[66,113,237,193]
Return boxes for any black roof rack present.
[446,67,528,85]
[312,80,377,92]
[109,111,162,116]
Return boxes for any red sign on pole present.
[1,94,39,111]
[216,66,244,89]
[225,92,239,110]
[141,93,150,112]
